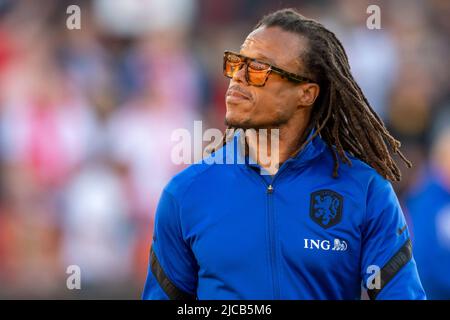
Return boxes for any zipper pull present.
[267,184,274,194]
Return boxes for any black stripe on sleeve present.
[150,246,196,300]
[367,238,413,300]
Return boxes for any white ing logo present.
[303,238,348,251]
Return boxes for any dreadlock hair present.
[214,8,411,181]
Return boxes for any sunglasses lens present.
[224,53,242,78]
[223,52,271,86]
[247,60,270,86]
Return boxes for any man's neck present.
[246,119,311,176]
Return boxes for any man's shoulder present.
[163,159,223,202]
[328,152,403,224]
[331,150,392,193]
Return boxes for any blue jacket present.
[142,131,426,300]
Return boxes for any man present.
[142,9,426,299]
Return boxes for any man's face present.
[225,26,310,129]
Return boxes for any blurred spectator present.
[332,0,398,120]
[406,122,450,299]
[61,155,132,285]
[93,0,196,37]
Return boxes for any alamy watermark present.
[66,265,81,290]
[366,264,381,290]
[171,121,280,175]
[366,4,381,29]
[66,5,81,30]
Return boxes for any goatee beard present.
[224,118,286,130]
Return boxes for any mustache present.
[226,85,252,99]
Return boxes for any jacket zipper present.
[266,183,280,299]
[246,166,289,300]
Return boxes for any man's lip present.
[226,90,251,100]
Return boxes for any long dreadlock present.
[215,8,411,182]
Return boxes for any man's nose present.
[232,64,248,85]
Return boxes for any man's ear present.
[298,83,320,107]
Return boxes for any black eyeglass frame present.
[223,50,313,87]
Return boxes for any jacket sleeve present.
[142,189,198,300]
[361,175,426,300]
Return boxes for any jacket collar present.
[231,127,328,173]
[285,128,327,170]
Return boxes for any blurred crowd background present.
[0,0,448,299]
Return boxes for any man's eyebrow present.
[238,48,276,65]
[255,55,279,67]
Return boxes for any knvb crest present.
[310,190,343,229]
